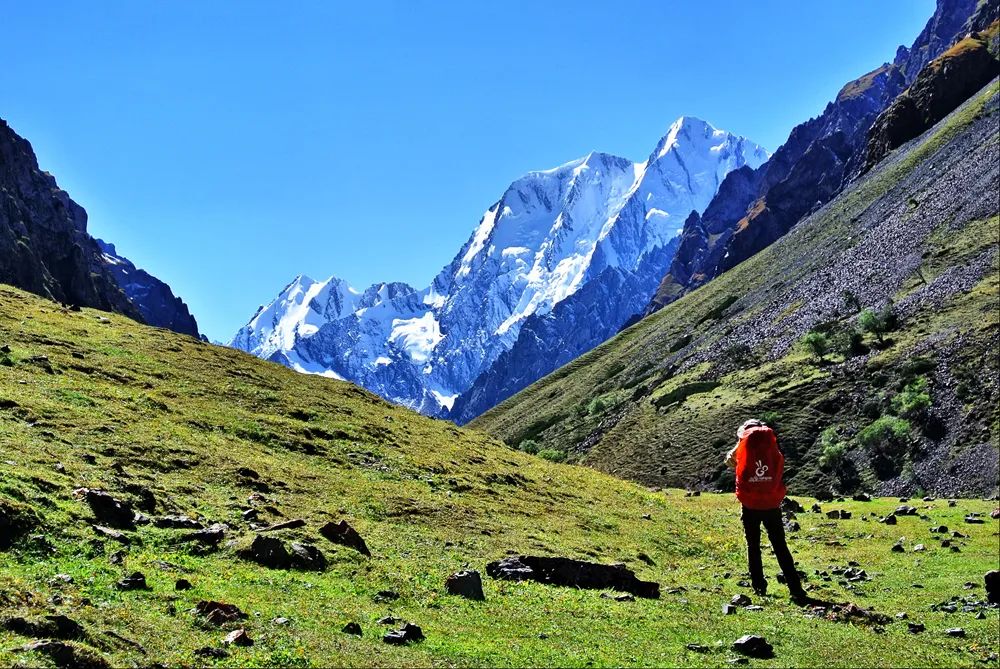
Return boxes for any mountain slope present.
[646,0,979,314]
[0,117,201,338]
[233,118,766,416]
[472,80,1000,498]
[1,283,998,667]
[97,239,201,337]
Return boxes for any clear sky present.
[1,0,934,341]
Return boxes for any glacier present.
[230,116,767,419]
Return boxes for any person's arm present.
[724,443,739,470]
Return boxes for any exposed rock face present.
[0,118,199,336]
[0,119,137,317]
[485,555,660,598]
[646,0,979,315]
[865,21,1000,170]
[96,240,200,337]
[449,239,679,424]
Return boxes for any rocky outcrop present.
[486,555,660,598]
[646,0,979,314]
[97,240,200,337]
[0,118,200,337]
[865,20,1000,170]
[0,119,138,317]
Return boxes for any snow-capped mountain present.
[231,116,767,417]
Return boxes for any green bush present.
[858,415,911,479]
[517,439,539,455]
[858,304,897,345]
[817,426,849,470]
[537,448,566,463]
[891,377,931,418]
[587,397,607,415]
[858,416,910,448]
[801,330,830,362]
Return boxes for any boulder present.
[16,640,110,669]
[153,515,203,529]
[383,622,424,645]
[319,520,371,557]
[985,570,999,605]
[224,629,253,647]
[194,600,247,627]
[486,555,660,598]
[92,525,130,544]
[80,490,135,529]
[445,570,485,601]
[2,614,85,639]
[239,535,291,569]
[732,634,773,658]
[182,523,227,545]
[115,572,149,591]
[289,542,326,571]
[260,518,306,532]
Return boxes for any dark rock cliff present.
[0,119,138,317]
[97,240,200,337]
[646,0,979,315]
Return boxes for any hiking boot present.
[789,589,809,606]
[752,584,768,597]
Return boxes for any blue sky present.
[1,1,933,341]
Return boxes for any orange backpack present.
[734,425,786,510]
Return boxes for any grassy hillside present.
[472,81,1000,500]
[0,285,998,667]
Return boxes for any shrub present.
[817,426,849,470]
[537,448,566,463]
[858,415,911,479]
[891,377,931,418]
[517,439,539,455]
[587,397,607,415]
[801,331,830,362]
[857,304,897,345]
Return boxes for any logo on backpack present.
[748,458,773,483]
[755,460,768,478]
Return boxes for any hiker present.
[725,419,808,604]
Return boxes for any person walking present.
[725,419,808,604]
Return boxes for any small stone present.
[377,616,400,625]
[722,604,737,615]
[241,508,258,521]
[964,515,984,524]
[947,500,957,507]
[319,519,372,556]
[745,605,764,611]
[732,634,773,658]
[686,643,709,653]
[194,600,247,626]
[260,518,306,532]
[108,550,126,565]
[895,612,907,619]
[881,514,897,525]
[730,594,751,606]
[891,541,905,553]
[273,617,290,625]
[907,622,925,634]
[913,544,926,552]
[49,573,74,585]
[93,525,130,544]
[342,622,363,636]
[175,578,193,591]
[224,629,253,647]
[153,515,203,529]
[194,647,229,659]
[945,627,965,637]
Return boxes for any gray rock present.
[445,570,485,601]
[732,634,773,658]
[383,622,424,645]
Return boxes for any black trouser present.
[741,506,803,595]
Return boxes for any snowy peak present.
[232,115,768,417]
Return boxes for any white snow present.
[389,311,444,364]
[231,116,769,416]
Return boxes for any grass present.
[0,286,997,667]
